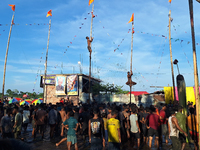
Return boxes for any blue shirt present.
[63,117,78,136]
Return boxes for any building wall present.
[93,94,154,107]
[45,75,83,105]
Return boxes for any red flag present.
[128,13,134,24]
[46,10,52,17]
[89,0,94,5]
[169,0,172,3]
[91,12,95,18]
[8,4,15,11]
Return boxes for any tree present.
[6,89,14,97]
[92,83,129,95]
[13,89,19,95]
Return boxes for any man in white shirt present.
[130,107,140,149]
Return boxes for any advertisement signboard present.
[67,74,78,96]
[42,75,56,85]
[55,75,66,95]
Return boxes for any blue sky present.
[0,0,200,94]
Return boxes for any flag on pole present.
[89,0,94,5]
[128,13,134,24]
[8,4,15,11]
[169,0,172,3]
[46,10,52,17]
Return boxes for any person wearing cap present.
[176,105,187,150]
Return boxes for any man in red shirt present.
[146,106,160,149]
[160,104,168,145]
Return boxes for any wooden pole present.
[43,19,51,103]
[89,4,94,103]
[168,10,176,102]
[130,22,134,73]
[188,0,200,146]
[1,12,15,102]
[129,21,134,104]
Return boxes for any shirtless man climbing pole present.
[86,36,93,55]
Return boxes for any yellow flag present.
[128,13,134,24]
[89,0,94,5]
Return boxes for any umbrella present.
[15,98,22,101]
[9,98,18,104]
[25,99,31,102]
[23,94,28,98]
[32,99,43,105]
[20,100,30,105]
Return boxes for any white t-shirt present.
[130,114,138,133]
[23,110,30,123]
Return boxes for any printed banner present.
[164,86,197,104]
[67,75,78,96]
[42,75,56,85]
[164,87,174,104]
[55,76,66,95]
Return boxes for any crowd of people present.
[0,99,199,150]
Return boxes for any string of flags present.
[133,68,149,82]
[0,23,50,26]
[155,42,166,86]
[33,51,45,92]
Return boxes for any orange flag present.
[128,13,134,23]
[169,0,172,3]
[46,10,52,17]
[8,4,15,11]
[89,0,94,5]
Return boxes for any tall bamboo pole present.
[43,19,51,103]
[1,12,15,102]
[168,10,176,102]
[130,21,134,104]
[89,4,94,103]
[188,0,200,145]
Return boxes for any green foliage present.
[92,83,129,95]
[4,89,43,99]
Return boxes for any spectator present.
[35,105,47,139]
[0,108,13,138]
[88,108,105,150]
[168,109,188,150]
[160,104,168,145]
[146,106,160,149]
[176,105,187,150]
[61,111,78,150]
[107,109,121,150]
[13,107,22,139]
[130,106,140,149]
[22,106,30,132]
[48,105,57,138]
